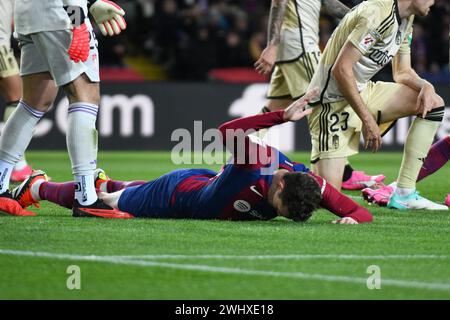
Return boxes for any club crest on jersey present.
[332,135,339,149]
[395,30,402,45]
[234,200,251,212]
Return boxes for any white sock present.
[14,157,28,171]
[67,103,99,205]
[0,100,44,192]
[99,181,108,192]
[395,187,415,197]
[74,174,97,205]
[0,160,14,193]
[30,179,46,201]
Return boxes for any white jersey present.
[0,0,14,46]
[309,0,414,104]
[14,0,88,35]
[277,0,321,62]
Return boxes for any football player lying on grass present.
[363,135,450,209]
[4,89,372,224]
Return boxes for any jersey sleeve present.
[347,3,386,55]
[309,173,373,223]
[398,16,414,55]
[218,111,286,169]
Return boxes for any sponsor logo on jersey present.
[233,200,251,212]
[250,185,264,198]
[368,49,394,67]
[248,209,265,219]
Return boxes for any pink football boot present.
[362,184,395,206]
[10,165,33,183]
[342,170,386,190]
[445,194,450,207]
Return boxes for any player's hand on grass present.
[362,118,382,152]
[89,0,127,36]
[417,82,440,118]
[283,88,319,122]
[332,217,358,225]
[254,45,277,75]
[68,23,90,62]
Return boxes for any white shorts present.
[18,20,99,87]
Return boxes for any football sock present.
[395,187,414,196]
[67,103,99,206]
[396,108,444,190]
[0,160,14,193]
[106,180,147,193]
[30,179,46,201]
[3,101,30,172]
[74,174,97,205]
[342,164,354,182]
[39,182,75,209]
[14,158,28,171]
[417,136,450,182]
[0,100,44,193]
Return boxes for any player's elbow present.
[331,63,350,82]
[392,68,414,84]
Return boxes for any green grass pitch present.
[0,151,449,299]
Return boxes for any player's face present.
[412,0,434,16]
[272,189,290,218]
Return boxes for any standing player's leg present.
[362,82,446,210]
[0,44,34,182]
[314,158,348,190]
[62,73,101,208]
[0,72,57,197]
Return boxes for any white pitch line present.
[108,254,450,260]
[1,249,450,292]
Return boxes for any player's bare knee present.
[433,96,445,109]
[21,94,54,112]
[64,75,100,105]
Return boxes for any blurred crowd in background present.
[97,0,449,82]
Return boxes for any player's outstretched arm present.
[322,0,350,19]
[283,88,319,121]
[310,173,373,224]
[254,0,288,75]
[88,0,126,36]
[219,89,317,138]
[332,41,381,152]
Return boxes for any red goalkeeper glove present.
[68,23,90,62]
[65,5,90,62]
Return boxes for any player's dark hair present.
[280,172,322,222]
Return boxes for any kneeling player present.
[9,91,372,224]
[307,0,447,210]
